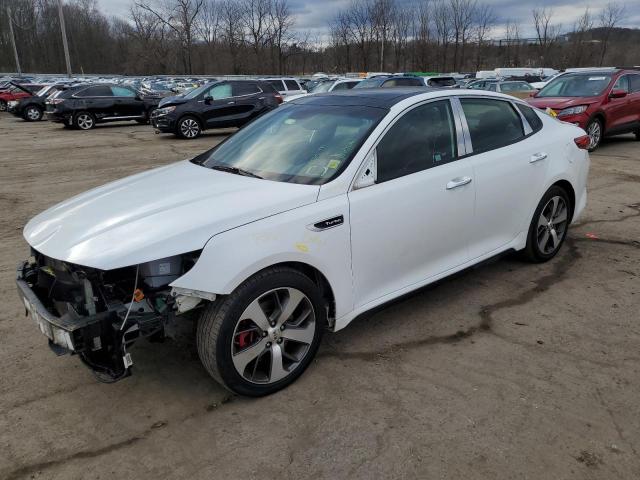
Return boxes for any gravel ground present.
[0,115,639,480]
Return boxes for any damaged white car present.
[17,89,590,396]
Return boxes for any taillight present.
[275,94,283,104]
[574,135,590,150]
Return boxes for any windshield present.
[309,81,334,93]
[193,104,385,185]
[537,73,613,98]
[183,82,214,99]
[353,78,385,89]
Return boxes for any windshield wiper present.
[210,164,263,179]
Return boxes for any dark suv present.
[46,84,161,130]
[527,69,640,150]
[151,80,281,139]
[10,83,76,121]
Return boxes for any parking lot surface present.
[1,116,639,479]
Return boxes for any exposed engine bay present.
[17,249,203,382]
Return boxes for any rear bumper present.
[45,110,72,124]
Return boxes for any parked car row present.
[3,68,639,151]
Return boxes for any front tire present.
[197,267,325,396]
[586,118,603,151]
[74,111,95,130]
[176,116,201,139]
[0,100,6,111]
[523,186,572,262]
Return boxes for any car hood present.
[527,96,600,110]
[158,96,187,107]
[24,161,319,270]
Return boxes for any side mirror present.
[204,95,213,104]
[609,89,627,99]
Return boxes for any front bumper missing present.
[16,261,161,381]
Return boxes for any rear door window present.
[460,98,525,153]
[284,79,300,91]
[77,86,113,97]
[111,86,136,97]
[233,82,261,96]
[268,80,285,91]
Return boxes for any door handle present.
[446,176,472,190]
[227,101,235,105]
[530,152,548,163]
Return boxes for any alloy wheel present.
[180,118,200,138]
[26,107,41,120]
[77,114,94,130]
[231,287,316,384]
[587,121,601,149]
[536,196,569,255]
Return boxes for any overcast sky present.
[95,0,640,40]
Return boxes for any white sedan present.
[17,89,590,396]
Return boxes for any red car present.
[0,83,43,112]
[527,69,640,151]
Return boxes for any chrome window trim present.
[455,95,534,156]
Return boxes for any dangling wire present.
[119,264,140,331]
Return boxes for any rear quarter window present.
[516,104,543,133]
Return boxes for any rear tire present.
[523,186,572,263]
[586,118,602,151]
[74,111,95,130]
[176,115,201,139]
[634,129,640,141]
[24,106,43,122]
[197,267,325,397]
[0,100,6,111]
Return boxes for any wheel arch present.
[241,261,336,327]
[177,112,204,129]
[588,111,606,132]
[551,179,576,221]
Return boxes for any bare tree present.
[134,0,204,74]
[243,0,271,73]
[450,0,475,72]
[473,3,495,70]
[346,0,374,71]
[414,0,432,71]
[598,2,624,66]
[370,0,395,71]
[219,0,244,74]
[532,7,561,65]
[268,0,293,74]
[569,8,593,67]
[433,0,452,72]
[391,3,411,71]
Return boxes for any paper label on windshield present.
[588,77,606,81]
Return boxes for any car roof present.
[290,88,443,108]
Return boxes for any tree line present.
[0,0,634,76]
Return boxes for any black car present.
[151,80,281,139]
[46,83,161,130]
[353,75,426,89]
[10,84,76,121]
